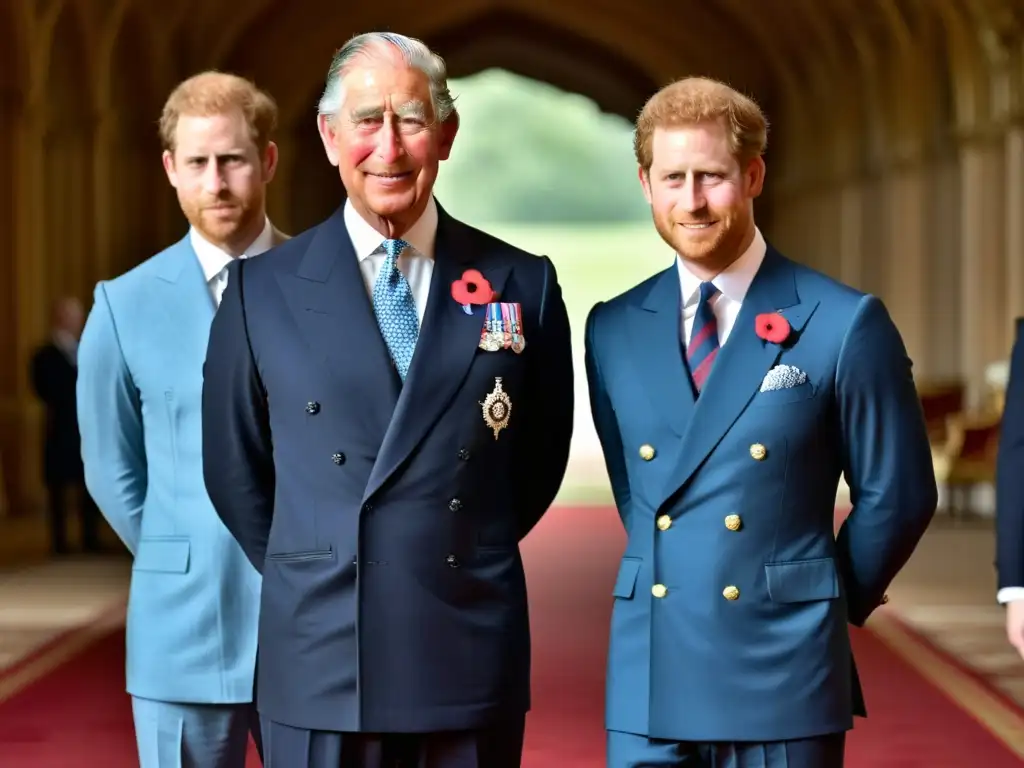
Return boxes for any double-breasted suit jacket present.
[201,204,574,734]
[585,244,937,744]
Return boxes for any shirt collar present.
[191,216,275,283]
[677,227,767,307]
[343,196,438,261]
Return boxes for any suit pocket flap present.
[765,557,838,603]
[612,558,642,599]
[134,538,190,573]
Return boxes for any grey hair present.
[317,32,457,123]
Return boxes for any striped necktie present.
[687,281,720,394]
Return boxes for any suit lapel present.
[275,208,401,439]
[626,266,695,439]
[664,247,818,504]
[153,238,216,361]
[364,210,510,501]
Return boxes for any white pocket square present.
[759,364,808,393]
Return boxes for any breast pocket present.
[751,381,816,406]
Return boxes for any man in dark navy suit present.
[201,31,574,768]
[997,320,1024,657]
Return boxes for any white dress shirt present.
[343,197,438,324]
[191,217,275,307]
[677,227,767,349]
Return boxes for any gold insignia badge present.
[481,377,512,439]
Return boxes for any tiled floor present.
[0,508,1021,716]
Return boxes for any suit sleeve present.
[517,256,574,540]
[585,303,632,523]
[834,294,937,626]
[202,260,276,573]
[997,318,1024,594]
[76,283,146,554]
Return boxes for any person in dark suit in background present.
[201,31,574,768]
[31,296,100,555]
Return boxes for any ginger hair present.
[159,71,278,152]
[634,76,768,170]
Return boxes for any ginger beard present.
[178,186,264,249]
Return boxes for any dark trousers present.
[607,730,846,768]
[261,716,525,768]
[46,482,100,554]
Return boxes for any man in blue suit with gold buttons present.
[201,32,573,768]
[585,76,937,767]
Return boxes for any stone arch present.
[934,1,997,134]
[220,2,770,126]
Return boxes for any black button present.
[361,502,373,514]
[448,498,462,512]
[332,452,346,465]
[457,448,470,461]
[306,401,320,415]
[445,554,459,568]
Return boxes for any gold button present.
[639,444,656,461]
[652,584,667,598]
[724,514,742,531]
[880,594,890,605]
[723,585,740,601]
[657,515,672,531]
[749,443,767,461]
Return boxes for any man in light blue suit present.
[586,77,937,767]
[77,71,287,768]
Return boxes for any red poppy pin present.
[755,312,791,345]
[451,269,496,314]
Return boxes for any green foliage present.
[433,69,651,224]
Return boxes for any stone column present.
[9,100,51,513]
[1004,123,1024,325]
[959,129,1008,409]
[837,181,867,291]
[0,89,23,517]
[266,132,298,235]
[883,149,930,377]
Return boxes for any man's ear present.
[746,156,766,199]
[162,150,179,188]
[317,114,341,167]
[262,141,279,183]
[438,112,459,161]
[638,166,653,205]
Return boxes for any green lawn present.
[472,221,674,505]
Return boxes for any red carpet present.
[2,505,1023,766]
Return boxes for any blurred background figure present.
[30,296,101,556]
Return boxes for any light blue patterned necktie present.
[372,238,420,381]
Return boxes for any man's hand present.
[1007,600,1024,659]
